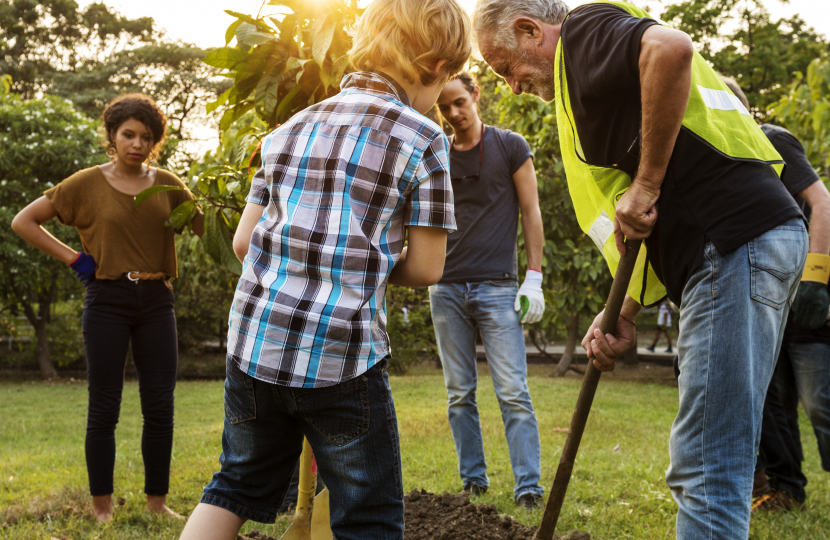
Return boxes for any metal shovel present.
[535,239,642,540]
[280,438,333,540]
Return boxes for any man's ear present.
[472,85,481,103]
[513,17,544,46]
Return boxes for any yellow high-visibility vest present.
[555,0,784,306]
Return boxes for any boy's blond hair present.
[349,0,471,87]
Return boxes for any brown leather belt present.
[126,271,173,290]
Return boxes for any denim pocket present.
[224,360,256,424]
[748,225,807,309]
[292,375,370,447]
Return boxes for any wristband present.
[801,253,830,284]
[620,313,637,326]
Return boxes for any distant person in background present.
[11,94,203,522]
[431,71,546,510]
[723,77,830,511]
[647,301,673,353]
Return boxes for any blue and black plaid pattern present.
[227,71,456,388]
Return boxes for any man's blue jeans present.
[429,280,543,500]
[667,219,807,540]
[201,359,403,540]
[777,341,830,472]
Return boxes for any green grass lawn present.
[1,364,828,539]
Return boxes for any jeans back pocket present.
[224,360,257,424]
[292,376,370,447]
[749,224,808,310]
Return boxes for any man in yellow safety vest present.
[473,1,811,538]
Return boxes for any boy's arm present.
[233,203,266,262]
[388,226,448,287]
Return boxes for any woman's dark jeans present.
[82,277,178,497]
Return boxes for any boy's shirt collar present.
[340,71,411,107]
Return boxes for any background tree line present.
[1,0,828,378]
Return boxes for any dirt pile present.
[404,489,589,540]
[238,489,590,540]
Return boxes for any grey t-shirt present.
[439,125,533,283]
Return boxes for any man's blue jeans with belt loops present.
[667,218,807,539]
[429,280,544,500]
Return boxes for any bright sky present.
[82,0,830,49]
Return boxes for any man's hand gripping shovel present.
[280,438,332,540]
[534,239,642,540]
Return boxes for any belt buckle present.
[127,271,140,282]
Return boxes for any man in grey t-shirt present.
[431,72,546,510]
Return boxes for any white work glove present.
[515,269,545,324]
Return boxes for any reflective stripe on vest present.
[554,0,785,306]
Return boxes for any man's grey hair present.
[473,0,570,50]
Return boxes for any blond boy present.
[179,1,470,539]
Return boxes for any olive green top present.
[44,166,194,280]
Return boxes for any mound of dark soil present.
[404,489,589,540]
[238,489,590,540]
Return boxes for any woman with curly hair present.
[11,93,203,522]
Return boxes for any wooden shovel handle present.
[535,239,642,540]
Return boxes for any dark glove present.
[68,252,97,286]
[791,280,830,329]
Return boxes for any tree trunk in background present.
[32,319,57,379]
[22,279,58,380]
[553,313,580,377]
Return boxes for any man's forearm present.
[522,209,545,271]
[621,294,643,320]
[637,26,694,188]
[808,200,830,255]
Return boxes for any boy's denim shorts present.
[200,357,404,540]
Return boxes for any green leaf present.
[312,14,336,67]
[224,10,261,26]
[206,87,231,114]
[167,200,196,229]
[286,57,311,71]
[236,22,275,47]
[255,68,285,119]
[220,101,255,131]
[275,86,302,122]
[203,209,243,274]
[203,47,249,69]
[134,185,184,208]
[225,19,244,45]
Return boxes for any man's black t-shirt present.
[762,124,830,345]
[560,4,803,304]
[439,126,533,283]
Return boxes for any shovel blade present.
[280,518,312,540]
[310,488,332,540]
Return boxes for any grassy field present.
[1,363,828,539]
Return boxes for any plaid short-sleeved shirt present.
[227,71,456,388]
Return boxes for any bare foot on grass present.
[147,495,184,519]
[92,494,113,523]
